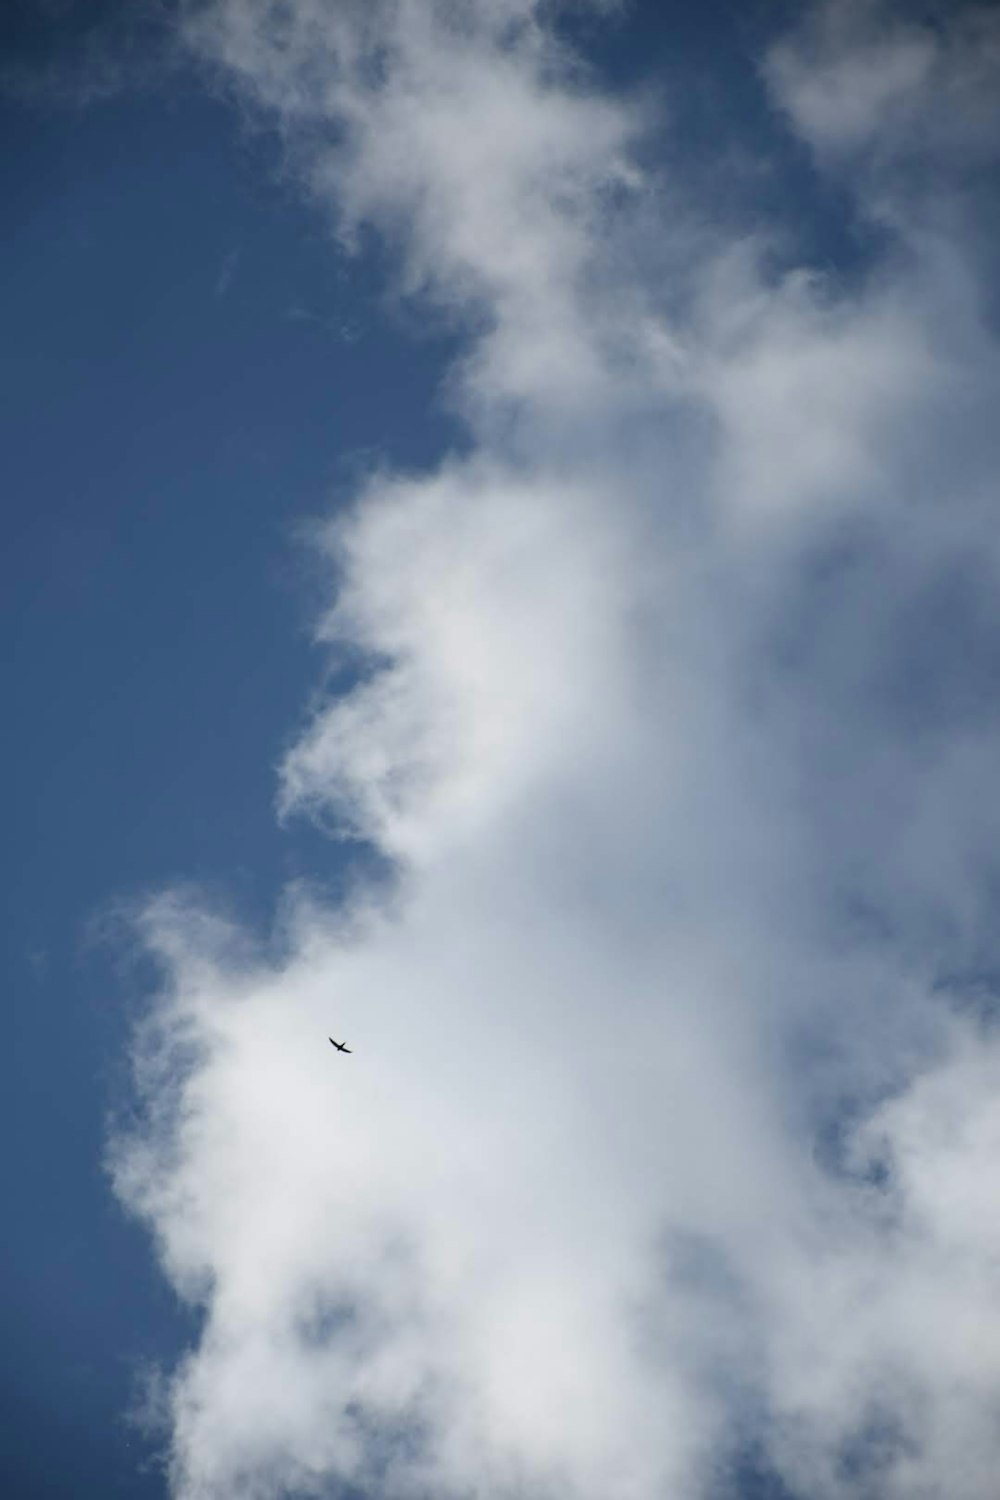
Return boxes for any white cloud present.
[765,1,1000,220]
[766,4,937,159]
[112,3,1000,1498]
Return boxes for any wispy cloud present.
[0,1,173,108]
[214,248,241,297]
[110,3,1000,1498]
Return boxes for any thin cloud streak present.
[111,3,1000,1498]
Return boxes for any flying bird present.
[329,1037,352,1053]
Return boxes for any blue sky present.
[4,3,1000,1499]
[2,10,453,1491]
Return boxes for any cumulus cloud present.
[111,3,1000,1498]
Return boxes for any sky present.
[4,1,1000,1498]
